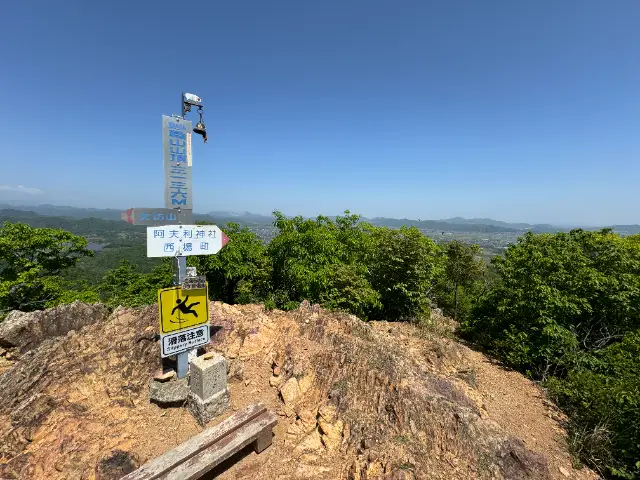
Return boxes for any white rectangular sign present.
[146,224,228,257]
[161,324,210,358]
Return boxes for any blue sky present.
[0,1,638,225]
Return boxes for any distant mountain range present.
[1,203,639,235]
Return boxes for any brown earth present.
[0,302,598,480]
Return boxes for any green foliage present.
[268,211,379,315]
[319,264,381,318]
[465,229,640,376]
[434,240,487,320]
[368,226,439,320]
[63,243,161,284]
[0,211,145,244]
[189,223,271,304]
[463,229,640,477]
[97,260,173,308]
[546,331,640,478]
[0,222,95,312]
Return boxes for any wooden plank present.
[165,411,278,480]
[122,403,267,480]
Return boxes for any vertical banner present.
[186,131,193,167]
[163,115,193,210]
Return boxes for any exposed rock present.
[319,419,344,451]
[0,301,585,480]
[149,378,189,407]
[227,359,244,381]
[294,430,324,453]
[455,367,477,388]
[95,450,139,480]
[269,374,284,388]
[0,301,108,352]
[497,437,549,479]
[297,408,318,434]
[280,377,300,405]
[298,373,314,395]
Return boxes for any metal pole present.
[174,93,189,379]
[174,255,188,378]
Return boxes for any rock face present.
[0,301,592,480]
[0,301,108,352]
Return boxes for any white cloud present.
[0,185,45,195]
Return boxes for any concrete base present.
[187,388,230,426]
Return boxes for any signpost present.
[121,207,193,226]
[119,92,225,379]
[146,225,230,258]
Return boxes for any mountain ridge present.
[1,203,639,234]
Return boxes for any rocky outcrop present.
[0,301,108,353]
[0,300,593,480]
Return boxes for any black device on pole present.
[182,93,207,143]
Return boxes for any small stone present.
[318,404,337,423]
[203,352,215,360]
[298,374,314,395]
[153,369,176,383]
[269,375,284,388]
[297,409,318,433]
[280,377,300,405]
[273,366,281,376]
[559,466,570,477]
[227,359,244,381]
[319,419,344,451]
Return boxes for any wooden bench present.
[121,403,277,480]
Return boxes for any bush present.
[546,330,640,478]
[464,229,640,477]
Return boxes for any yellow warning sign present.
[158,285,209,334]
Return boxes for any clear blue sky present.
[1,1,638,225]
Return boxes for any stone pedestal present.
[187,353,229,426]
[187,389,230,426]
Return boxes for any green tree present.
[546,330,640,479]
[267,211,379,315]
[441,240,485,319]
[189,223,271,304]
[97,260,173,308]
[466,229,640,377]
[368,226,440,321]
[464,229,640,477]
[0,222,95,313]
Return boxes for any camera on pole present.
[182,92,208,143]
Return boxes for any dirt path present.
[463,348,599,480]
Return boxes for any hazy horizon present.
[1,1,638,226]
[0,198,626,228]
